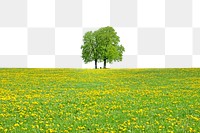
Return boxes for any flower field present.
[0,68,200,133]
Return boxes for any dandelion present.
[14,124,19,127]
[131,117,137,121]
[4,129,8,133]
[77,126,85,130]
[21,127,27,130]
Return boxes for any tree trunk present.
[103,58,106,69]
[95,59,97,69]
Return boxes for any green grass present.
[0,68,200,133]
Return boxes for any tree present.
[81,26,125,69]
[81,31,100,69]
[94,26,125,68]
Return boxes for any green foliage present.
[81,31,99,64]
[94,26,125,63]
[81,26,125,68]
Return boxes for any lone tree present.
[81,31,100,69]
[81,26,125,69]
[95,26,125,68]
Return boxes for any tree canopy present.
[81,26,125,69]
[94,26,125,68]
[81,31,99,69]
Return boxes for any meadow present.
[0,68,200,133]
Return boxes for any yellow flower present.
[77,126,85,130]
[155,120,159,125]
[4,129,8,132]
[45,129,56,133]
[131,117,137,121]
[14,124,19,127]
[22,127,27,130]
[32,101,38,105]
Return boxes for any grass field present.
[0,68,200,133]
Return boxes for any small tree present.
[95,26,125,68]
[81,31,99,69]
